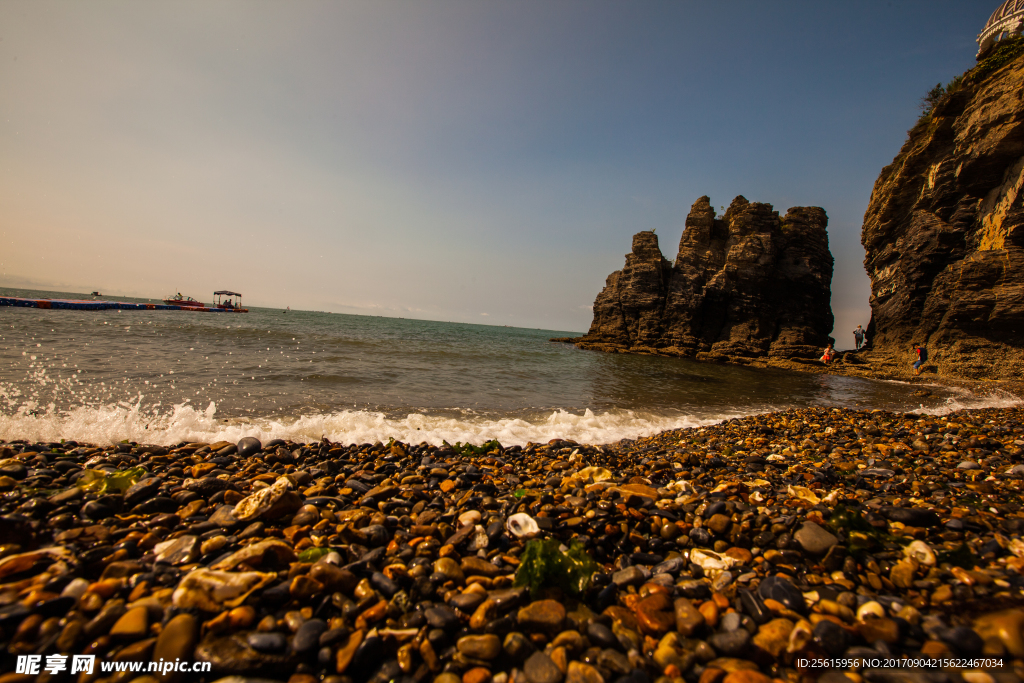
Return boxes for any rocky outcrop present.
[861,42,1024,379]
[568,195,834,363]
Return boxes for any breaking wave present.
[0,400,743,447]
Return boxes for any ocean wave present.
[912,386,1021,416]
[0,401,745,447]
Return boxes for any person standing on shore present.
[853,325,865,350]
[912,343,928,375]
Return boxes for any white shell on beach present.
[171,568,276,612]
[506,513,540,539]
[458,510,482,528]
[688,548,738,577]
[903,540,936,566]
[232,476,301,522]
[857,600,885,621]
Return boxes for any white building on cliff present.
[978,0,1024,56]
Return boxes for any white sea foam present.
[0,401,743,447]
[911,386,1022,416]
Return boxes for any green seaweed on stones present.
[298,547,331,563]
[76,467,146,495]
[513,538,596,597]
[443,440,502,457]
[827,504,875,535]
[828,504,908,556]
[937,544,975,569]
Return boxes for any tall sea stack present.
[573,195,834,364]
[861,40,1024,379]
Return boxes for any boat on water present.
[163,293,205,307]
[0,288,249,312]
[213,290,247,312]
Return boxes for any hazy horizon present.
[0,1,995,347]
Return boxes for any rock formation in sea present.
[861,39,1024,379]
[569,195,834,364]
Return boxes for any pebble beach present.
[1,405,1024,683]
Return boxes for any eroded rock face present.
[575,195,833,362]
[861,49,1024,378]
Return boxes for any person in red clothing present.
[912,343,928,375]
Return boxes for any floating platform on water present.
[0,296,249,313]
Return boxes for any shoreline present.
[2,404,1024,681]
[553,338,1024,408]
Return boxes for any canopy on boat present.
[214,291,242,296]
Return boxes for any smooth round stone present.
[464,667,492,683]
[635,593,674,635]
[793,521,838,554]
[566,661,604,683]
[712,570,734,592]
[677,579,711,600]
[291,505,319,526]
[957,461,981,470]
[124,477,162,506]
[738,588,769,624]
[153,614,198,664]
[457,634,502,660]
[109,606,148,638]
[611,565,648,587]
[517,600,566,632]
[434,674,462,683]
[425,606,461,630]
[813,618,851,656]
[370,572,399,598]
[651,557,684,576]
[523,651,563,683]
[503,632,535,660]
[293,619,327,653]
[758,575,806,613]
[708,628,751,656]
[586,622,617,648]
[720,612,743,632]
[433,557,465,583]
[247,631,287,652]
[81,500,114,520]
[450,591,486,612]
[706,514,731,535]
[237,437,262,457]
[551,631,584,651]
[704,502,727,518]
[689,527,712,546]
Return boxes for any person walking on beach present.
[853,325,865,350]
[912,343,928,375]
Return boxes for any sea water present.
[0,287,1017,447]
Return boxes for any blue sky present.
[0,1,993,345]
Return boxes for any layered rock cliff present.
[862,40,1024,379]
[570,196,834,363]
